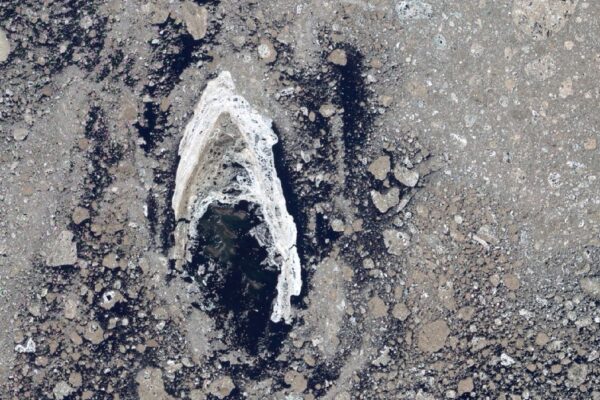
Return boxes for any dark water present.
[187,201,290,355]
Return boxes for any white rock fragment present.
[12,127,29,141]
[180,1,208,40]
[394,165,419,187]
[258,38,277,63]
[396,0,433,20]
[0,29,10,63]
[53,381,74,400]
[319,103,336,118]
[368,155,390,181]
[383,229,411,256]
[15,338,36,353]
[371,188,400,214]
[500,353,516,366]
[172,71,301,323]
[327,49,348,66]
[46,230,78,267]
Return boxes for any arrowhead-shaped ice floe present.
[172,71,301,323]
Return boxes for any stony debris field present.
[0,1,599,399]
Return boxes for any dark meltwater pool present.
[186,201,290,355]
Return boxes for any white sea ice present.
[172,71,302,323]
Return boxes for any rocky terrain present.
[0,0,599,399]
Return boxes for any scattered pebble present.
[319,103,336,118]
[417,320,449,353]
[368,296,388,318]
[257,38,277,63]
[394,165,419,187]
[584,137,597,151]
[53,381,74,400]
[371,188,400,214]
[136,368,174,400]
[83,321,105,345]
[0,28,10,62]
[567,363,588,387]
[72,206,90,224]
[208,375,235,399]
[503,273,520,291]
[284,371,307,393]
[46,230,78,267]
[512,0,578,40]
[383,229,411,256]
[368,155,391,181]
[327,49,347,66]
[12,127,28,141]
[15,338,36,353]
[457,377,474,396]
[392,302,410,321]
[396,0,433,20]
[180,2,209,40]
[580,277,600,299]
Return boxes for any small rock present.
[83,321,104,345]
[535,332,550,347]
[567,363,588,386]
[368,296,388,318]
[327,49,347,66]
[12,127,28,141]
[380,95,394,107]
[136,368,174,400]
[584,137,597,151]
[580,277,600,299]
[144,3,170,25]
[417,320,450,353]
[180,2,208,40]
[189,390,206,400]
[35,356,48,366]
[64,297,78,320]
[46,230,78,267]
[15,338,36,353]
[476,225,499,245]
[457,306,475,321]
[383,229,411,256]
[69,372,83,388]
[319,104,336,118]
[100,290,123,310]
[457,377,474,395]
[392,302,410,321]
[102,253,120,270]
[208,376,235,399]
[68,330,83,346]
[331,219,345,232]
[53,381,74,400]
[371,188,400,213]
[72,207,90,224]
[0,29,10,62]
[28,303,41,317]
[394,165,419,187]
[257,39,277,63]
[500,353,516,366]
[559,77,573,98]
[368,155,391,180]
[284,371,308,393]
[503,273,520,291]
[334,392,351,400]
[396,0,433,20]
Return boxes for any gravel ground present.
[0,1,599,399]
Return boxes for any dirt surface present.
[1,0,599,399]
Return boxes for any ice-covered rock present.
[172,71,301,323]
